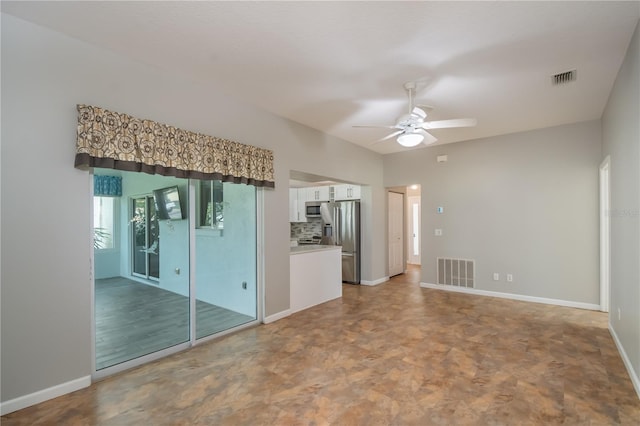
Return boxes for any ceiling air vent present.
[552,69,577,85]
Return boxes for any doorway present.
[407,185,421,265]
[388,191,404,277]
[131,195,160,281]
[92,170,260,376]
[599,156,610,313]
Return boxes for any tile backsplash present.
[290,218,322,239]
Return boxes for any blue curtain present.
[94,175,122,197]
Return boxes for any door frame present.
[90,173,264,380]
[130,194,160,281]
[388,191,405,277]
[599,156,611,313]
[407,195,421,265]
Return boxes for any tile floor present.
[3,267,639,425]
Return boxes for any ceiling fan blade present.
[353,125,398,129]
[415,104,434,111]
[422,118,477,129]
[373,130,404,144]
[411,107,427,119]
[421,130,438,145]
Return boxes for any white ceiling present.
[3,1,639,154]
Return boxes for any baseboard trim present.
[263,309,291,324]
[361,276,389,286]
[0,375,91,415]
[609,323,640,400]
[419,283,601,311]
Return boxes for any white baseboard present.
[263,309,291,324]
[361,276,389,286]
[0,375,91,415]
[609,324,640,400]
[419,282,601,311]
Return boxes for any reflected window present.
[198,180,224,229]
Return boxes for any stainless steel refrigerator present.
[320,201,360,284]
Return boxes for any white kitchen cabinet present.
[333,184,361,200]
[289,188,298,222]
[305,186,331,202]
[296,188,308,222]
[289,188,307,222]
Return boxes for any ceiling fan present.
[354,82,477,147]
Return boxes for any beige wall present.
[406,185,421,197]
[384,120,602,305]
[602,19,640,391]
[0,14,386,403]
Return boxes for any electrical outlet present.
[506,274,513,282]
[493,273,500,281]
[434,229,443,236]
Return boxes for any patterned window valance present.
[94,175,122,197]
[74,105,275,188]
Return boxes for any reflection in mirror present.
[198,180,224,229]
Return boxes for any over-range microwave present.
[305,202,322,218]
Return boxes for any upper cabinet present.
[305,186,331,202]
[290,184,361,222]
[334,184,361,201]
[289,188,307,223]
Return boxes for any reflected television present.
[153,186,184,220]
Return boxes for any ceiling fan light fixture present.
[397,133,424,147]
[416,129,437,145]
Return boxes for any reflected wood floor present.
[4,267,639,425]
[96,277,254,370]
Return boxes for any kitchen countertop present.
[290,245,341,255]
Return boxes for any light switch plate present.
[434,229,443,236]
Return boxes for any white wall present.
[157,218,190,294]
[602,20,640,393]
[116,171,190,295]
[0,13,386,405]
[384,120,602,305]
[195,182,257,316]
[97,169,256,314]
[94,248,120,279]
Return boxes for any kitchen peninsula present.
[290,245,342,313]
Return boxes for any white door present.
[388,191,404,277]
[407,196,421,265]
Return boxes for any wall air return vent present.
[552,69,577,85]
[437,257,475,288]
